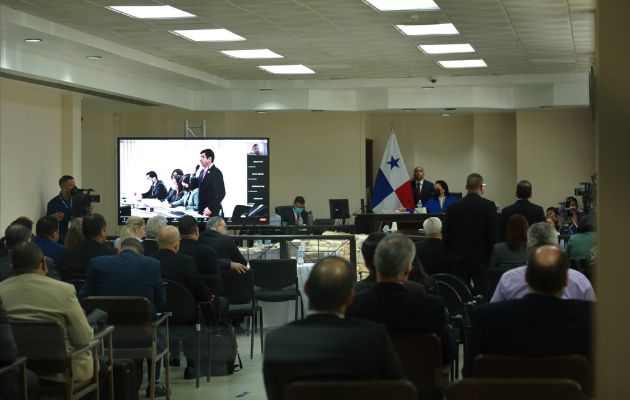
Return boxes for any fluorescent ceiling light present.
[438,59,487,68]
[171,29,245,42]
[24,38,42,43]
[221,49,283,59]
[106,5,195,19]
[363,0,439,11]
[419,44,474,54]
[258,65,315,74]
[85,55,102,60]
[396,23,459,36]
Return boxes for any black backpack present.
[208,322,242,376]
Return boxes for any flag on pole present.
[371,133,415,212]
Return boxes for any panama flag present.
[372,133,415,213]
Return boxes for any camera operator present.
[46,175,86,240]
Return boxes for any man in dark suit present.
[263,256,405,400]
[1,223,61,282]
[177,215,221,276]
[415,217,452,275]
[193,149,225,217]
[444,173,498,294]
[463,245,592,377]
[58,213,116,281]
[277,196,309,225]
[79,237,168,396]
[348,233,455,364]
[141,171,167,201]
[410,165,435,207]
[499,180,545,240]
[198,217,248,274]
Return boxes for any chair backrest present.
[10,320,69,375]
[67,279,85,293]
[221,268,254,305]
[162,279,197,325]
[432,273,473,302]
[390,334,446,392]
[444,378,586,400]
[250,259,297,290]
[275,205,293,216]
[203,274,223,296]
[284,380,417,400]
[473,354,592,397]
[81,296,153,345]
[434,280,465,317]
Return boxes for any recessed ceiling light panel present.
[220,49,283,59]
[438,59,487,68]
[85,55,102,60]
[363,0,440,11]
[24,38,42,43]
[258,65,315,74]
[419,44,474,54]
[106,5,196,19]
[396,23,459,36]
[171,29,245,42]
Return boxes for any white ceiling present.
[0,0,595,110]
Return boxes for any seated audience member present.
[348,233,455,364]
[277,196,309,226]
[113,215,145,249]
[489,214,529,270]
[355,232,425,295]
[177,216,221,276]
[464,245,593,377]
[0,243,96,383]
[58,213,116,281]
[415,217,451,274]
[491,222,595,302]
[169,174,199,210]
[32,216,64,265]
[1,224,60,282]
[143,215,167,257]
[566,214,597,262]
[166,171,184,204]
[0,296,39,400]
[499,180,545,240]
[425,180,458,213]
[64,217,85,248]
[79,238,167,397]
[263,256,405,400]
[198,217,248,274]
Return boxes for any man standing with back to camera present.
[194,149,226,217]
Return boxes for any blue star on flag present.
[386,156,400,169]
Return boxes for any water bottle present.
[417,200,422,209]
[297,244,305,264]
[382,224,391,233]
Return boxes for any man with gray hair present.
[490,222,595,302]
[415,217,451,275]
[347,233,455,364]
[198,217,247,273]
[143,215,167,257]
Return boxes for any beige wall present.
[0,81,64,232]
[516,109,595,209]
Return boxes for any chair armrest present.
[92,325,115,341]
[69,339,101,358]
[151,312,172,329]
[0,356,27,375]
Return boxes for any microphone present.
[193,165,200,176]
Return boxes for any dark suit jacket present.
[58,239,117,281]
[410,179,435,206]
[444,193,498,270]
[415,238,452,275]
[142,180,167,201]
[198,230,247,267]
[277,207,309,226]
[263,313,405,400]
[151,249,212,302]
[0,296,20,400]
[142,239,159,257]
[1,254,60,282]
[79,250,165,317]
[463,293,592,377]
[195,165,225,216]
[178,239,221,276]
[499,199,545,240]
[347,283,455,364]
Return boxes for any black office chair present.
[221,269,262,359]
[250,259,303,322]
[285,380,418,400]
[444,378,586,400]
[162,279,210,388]
[0,356,28,400]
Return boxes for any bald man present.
[263,256,404,400]
[410,166,435,206]
[463,245,592,377]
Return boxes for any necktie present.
[416,182,422,201]
[199,169,206,183]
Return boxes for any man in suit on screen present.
[194,149,226,217]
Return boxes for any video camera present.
[71,187,101,214]
[574,174,597,214]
